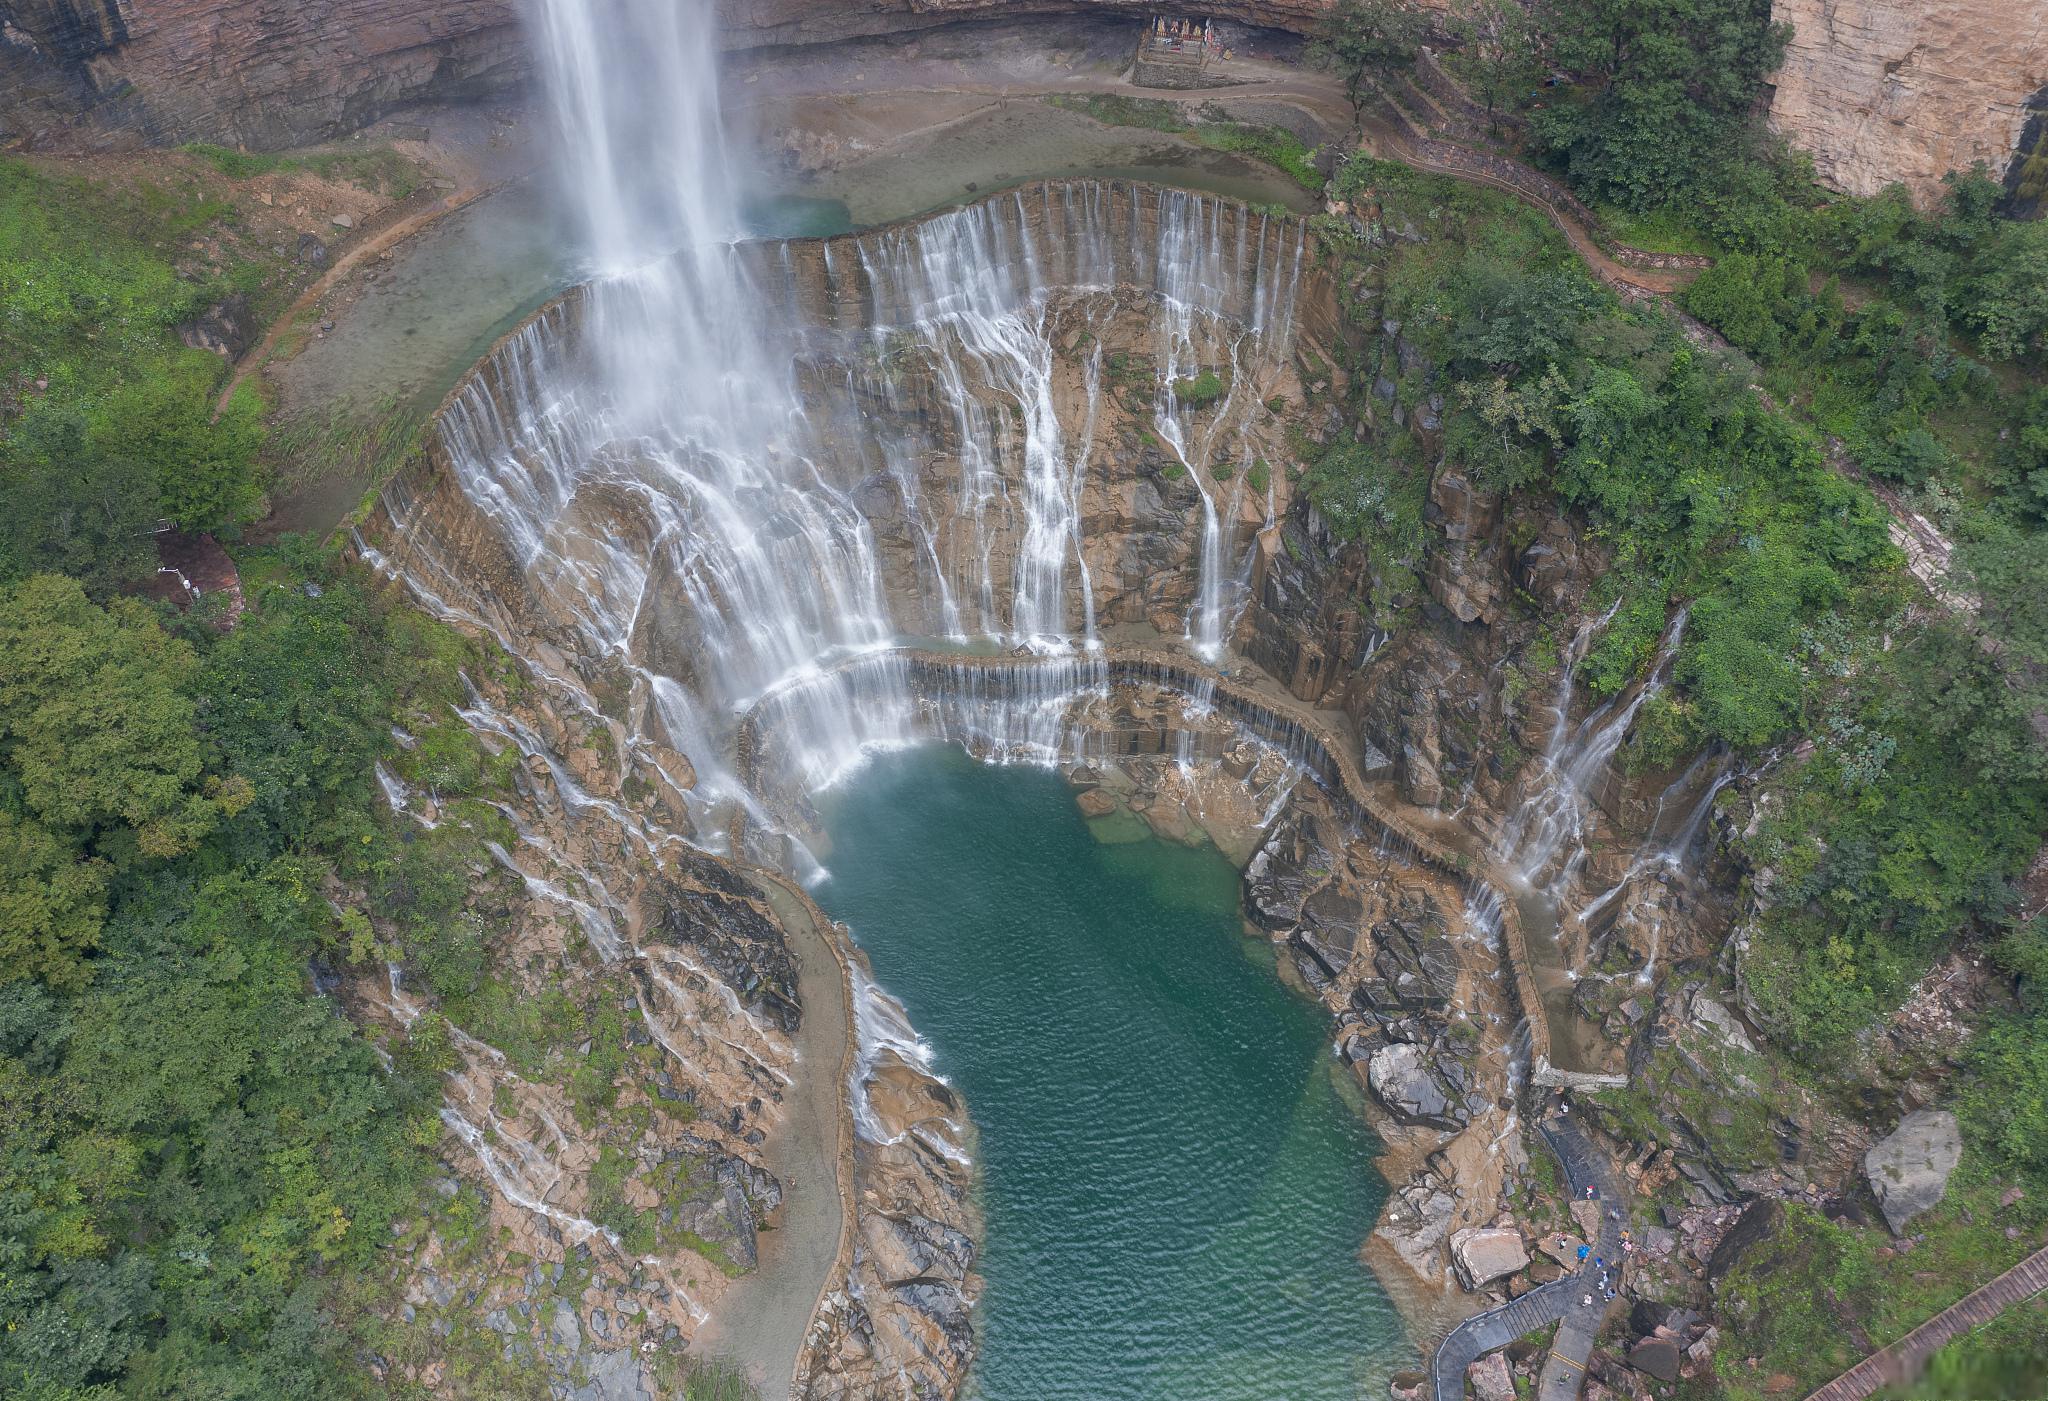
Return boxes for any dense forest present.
[2,0,2045,1395]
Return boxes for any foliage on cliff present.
[1,158,269,593]
[0,150,587,1395]
[1325,158,2048,1077]
[1528,0,1791,213]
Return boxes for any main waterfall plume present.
[376,6,1311,806]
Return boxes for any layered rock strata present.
[1766,0,2048,204]
[9,0,2043,203]
[0,0,527,147]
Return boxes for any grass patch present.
[1172,370,1226,406]
[1707,1177,2048,1399]
[1590,200,1717,257]
[183,142,424,199]
[1043,94,1324,194]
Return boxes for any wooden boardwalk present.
[1803,1244,2048,1401]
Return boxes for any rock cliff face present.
[1766,0,2048,203]
[713,0,1343,50]
[2,0,1349,148]
[0,0,527,147]
[9,0,2042,204]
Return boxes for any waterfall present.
[362,2,1328,1299]
[1500,607,1689,898]
[407,180,1307,797]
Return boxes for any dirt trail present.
[213,179,503,418]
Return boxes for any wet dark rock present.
[177,292,258,358]
[649,863,800,1033]
[1627,1337,1681,1383]
[1705,1198,1783,1282]
[1242,803,1338,934]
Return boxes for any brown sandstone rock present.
[1467,1350,1516,1401]
[1767,0,2048,204]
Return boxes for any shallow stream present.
[814,746,1412,1399]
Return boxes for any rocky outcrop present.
[1466,1350,1515,1401]
[0,0,1355,149]
[1766,0,2048,204]
[1863,1108,1962,1233]
[10,0,2040,209]
[1,0,527,148]
[714,0,1348,51]
[1368,1041,1466,1130]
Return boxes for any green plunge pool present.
[814,745,1412,1399]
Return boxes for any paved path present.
[1803,1244,2048,1401]
[1429,1117,1625,1401]
[691,867,859,1401]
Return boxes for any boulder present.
[1864,1108,1962,1233]
[177,293,259,359]
[1075,788,1117,818]
[1467,1350,1515,1401]
[1367,1042,1468,1130]
[1706,1198,1783,1282]
[1450,1225,1530,1291]
[1627,1337,1681,1383]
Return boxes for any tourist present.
[1576,1244,1589,1262]
[1582,1294,1594,1308]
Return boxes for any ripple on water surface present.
[814,745,1413,1400]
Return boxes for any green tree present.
[0,815,108,989]
[1533,0,1791,210]
[90,367,265,533]
[0,404,159,596]
[0,575,235,860]
[1447,0,1540,128]
[1311,0,1424,120]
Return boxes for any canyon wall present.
[7,0,2045,206]
[359,179,1755,1371]
[0,0,527,147]
[1766,0,2048,204]
[0,0,1345,148]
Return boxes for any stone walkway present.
[1803,1243,2048,1401]
[1429,1117,1625,1401]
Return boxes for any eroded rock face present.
[1,0,528,148]
[1767,0,2048,203]
[1863,1108,1961,1233]
[0,0,1354,149]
